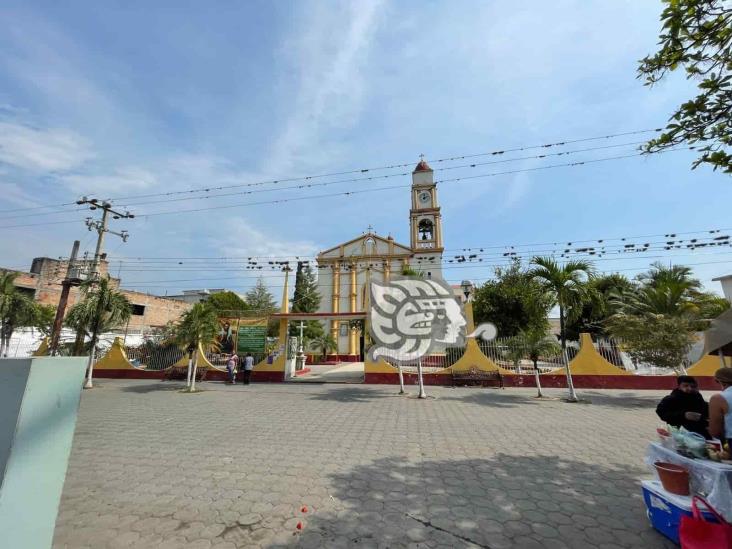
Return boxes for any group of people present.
[656,367,732,445]
[225,352,255,385]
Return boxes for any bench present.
[452,366,503,388]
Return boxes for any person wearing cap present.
[656,375,710,438]
[709,367,732,445]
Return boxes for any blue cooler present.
[641,479,719,544]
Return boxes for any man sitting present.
[656,375,710,438]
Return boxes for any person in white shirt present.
[242,353,255,385]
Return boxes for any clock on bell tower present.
[410,157,443,251]
[408,157,444,278]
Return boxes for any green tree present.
[246,277,279,337]
[605,313,696,373]
[290,262,324,341]
[529,257,595,402]
[473,260,552,337]
[34,304,57,337]
[565,273,633,340]
[606,262,729,371]
[207,291,249,316]
[0,272,43,357]
[507,328,561,398]
[639,0,732,172]
[401,266,423,277]
[65,276,131,388]
[308,333,337,362]
[173,302,220,392]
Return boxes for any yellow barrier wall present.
[95,337,139,370]
[688,354,731,376]
[548,333,631,376]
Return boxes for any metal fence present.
[477,337,573,374]
[382,346,466,373]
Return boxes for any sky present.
[0,1,731,303]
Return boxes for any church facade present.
[316,159,445,356]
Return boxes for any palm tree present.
[66,277,131,388]
[510,328,561,398]
[530,257,594,402]
[173,303,219,392]
[309,333,337,362]
[0,272,41,357]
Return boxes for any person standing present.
[656,375,710,438]
[709,367,732,446]
[242,352,254,385]
[226,353,239,384]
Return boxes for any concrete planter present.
[0,357,87,548]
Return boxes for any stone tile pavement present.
[53,381,678,548]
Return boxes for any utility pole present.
[76,197,134,280]
[73,197,134,387]
[49,240,81,355]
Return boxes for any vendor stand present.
[645,442,732,522]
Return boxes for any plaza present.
[53,381,677,549]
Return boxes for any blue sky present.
[0,1,731,299]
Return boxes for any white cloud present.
[215,218,320,259]
[61,166,158,195]
[0,121,93,172]
[266,0,385,173]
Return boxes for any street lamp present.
[460,280,474,303]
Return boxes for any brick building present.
[2,257,191,330]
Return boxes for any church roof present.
[317,232,413,259]
[413,159,432,173]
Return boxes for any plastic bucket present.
[654,461,690,496]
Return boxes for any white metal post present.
[84,345,96,389]
[416,356,427,399]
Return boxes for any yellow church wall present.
[547,333,631,376]
[688,354,731,376]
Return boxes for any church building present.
[316,159,445,357]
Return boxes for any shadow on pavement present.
[580,391,662,409]
[120,382,185,394]
[306,386,401,403]
[267,454,672,549]
[440,389,541,409]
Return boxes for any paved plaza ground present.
[53,381,680,549]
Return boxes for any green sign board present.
[237,325,267,354]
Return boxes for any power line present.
[130,148,684,218]
[0,127,660,217]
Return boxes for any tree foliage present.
[605,313,696,373]
[0,272,59,355]
[639,0,732,172]
[291,262,324,341]
[565,273,633,340]
[308,333,337,361]
[529,257,595,348]
[173,302,220,350]
[606,262,729,371]
[207,291,249,316]
[246,277,279,337]
[65,276,131,356]
[473,260,552,337]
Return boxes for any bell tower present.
[409,157,443,277]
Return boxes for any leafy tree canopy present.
[207,291,249,316]
[473,260,552,337]
[565,273,633,340]
[639,0,732,172]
